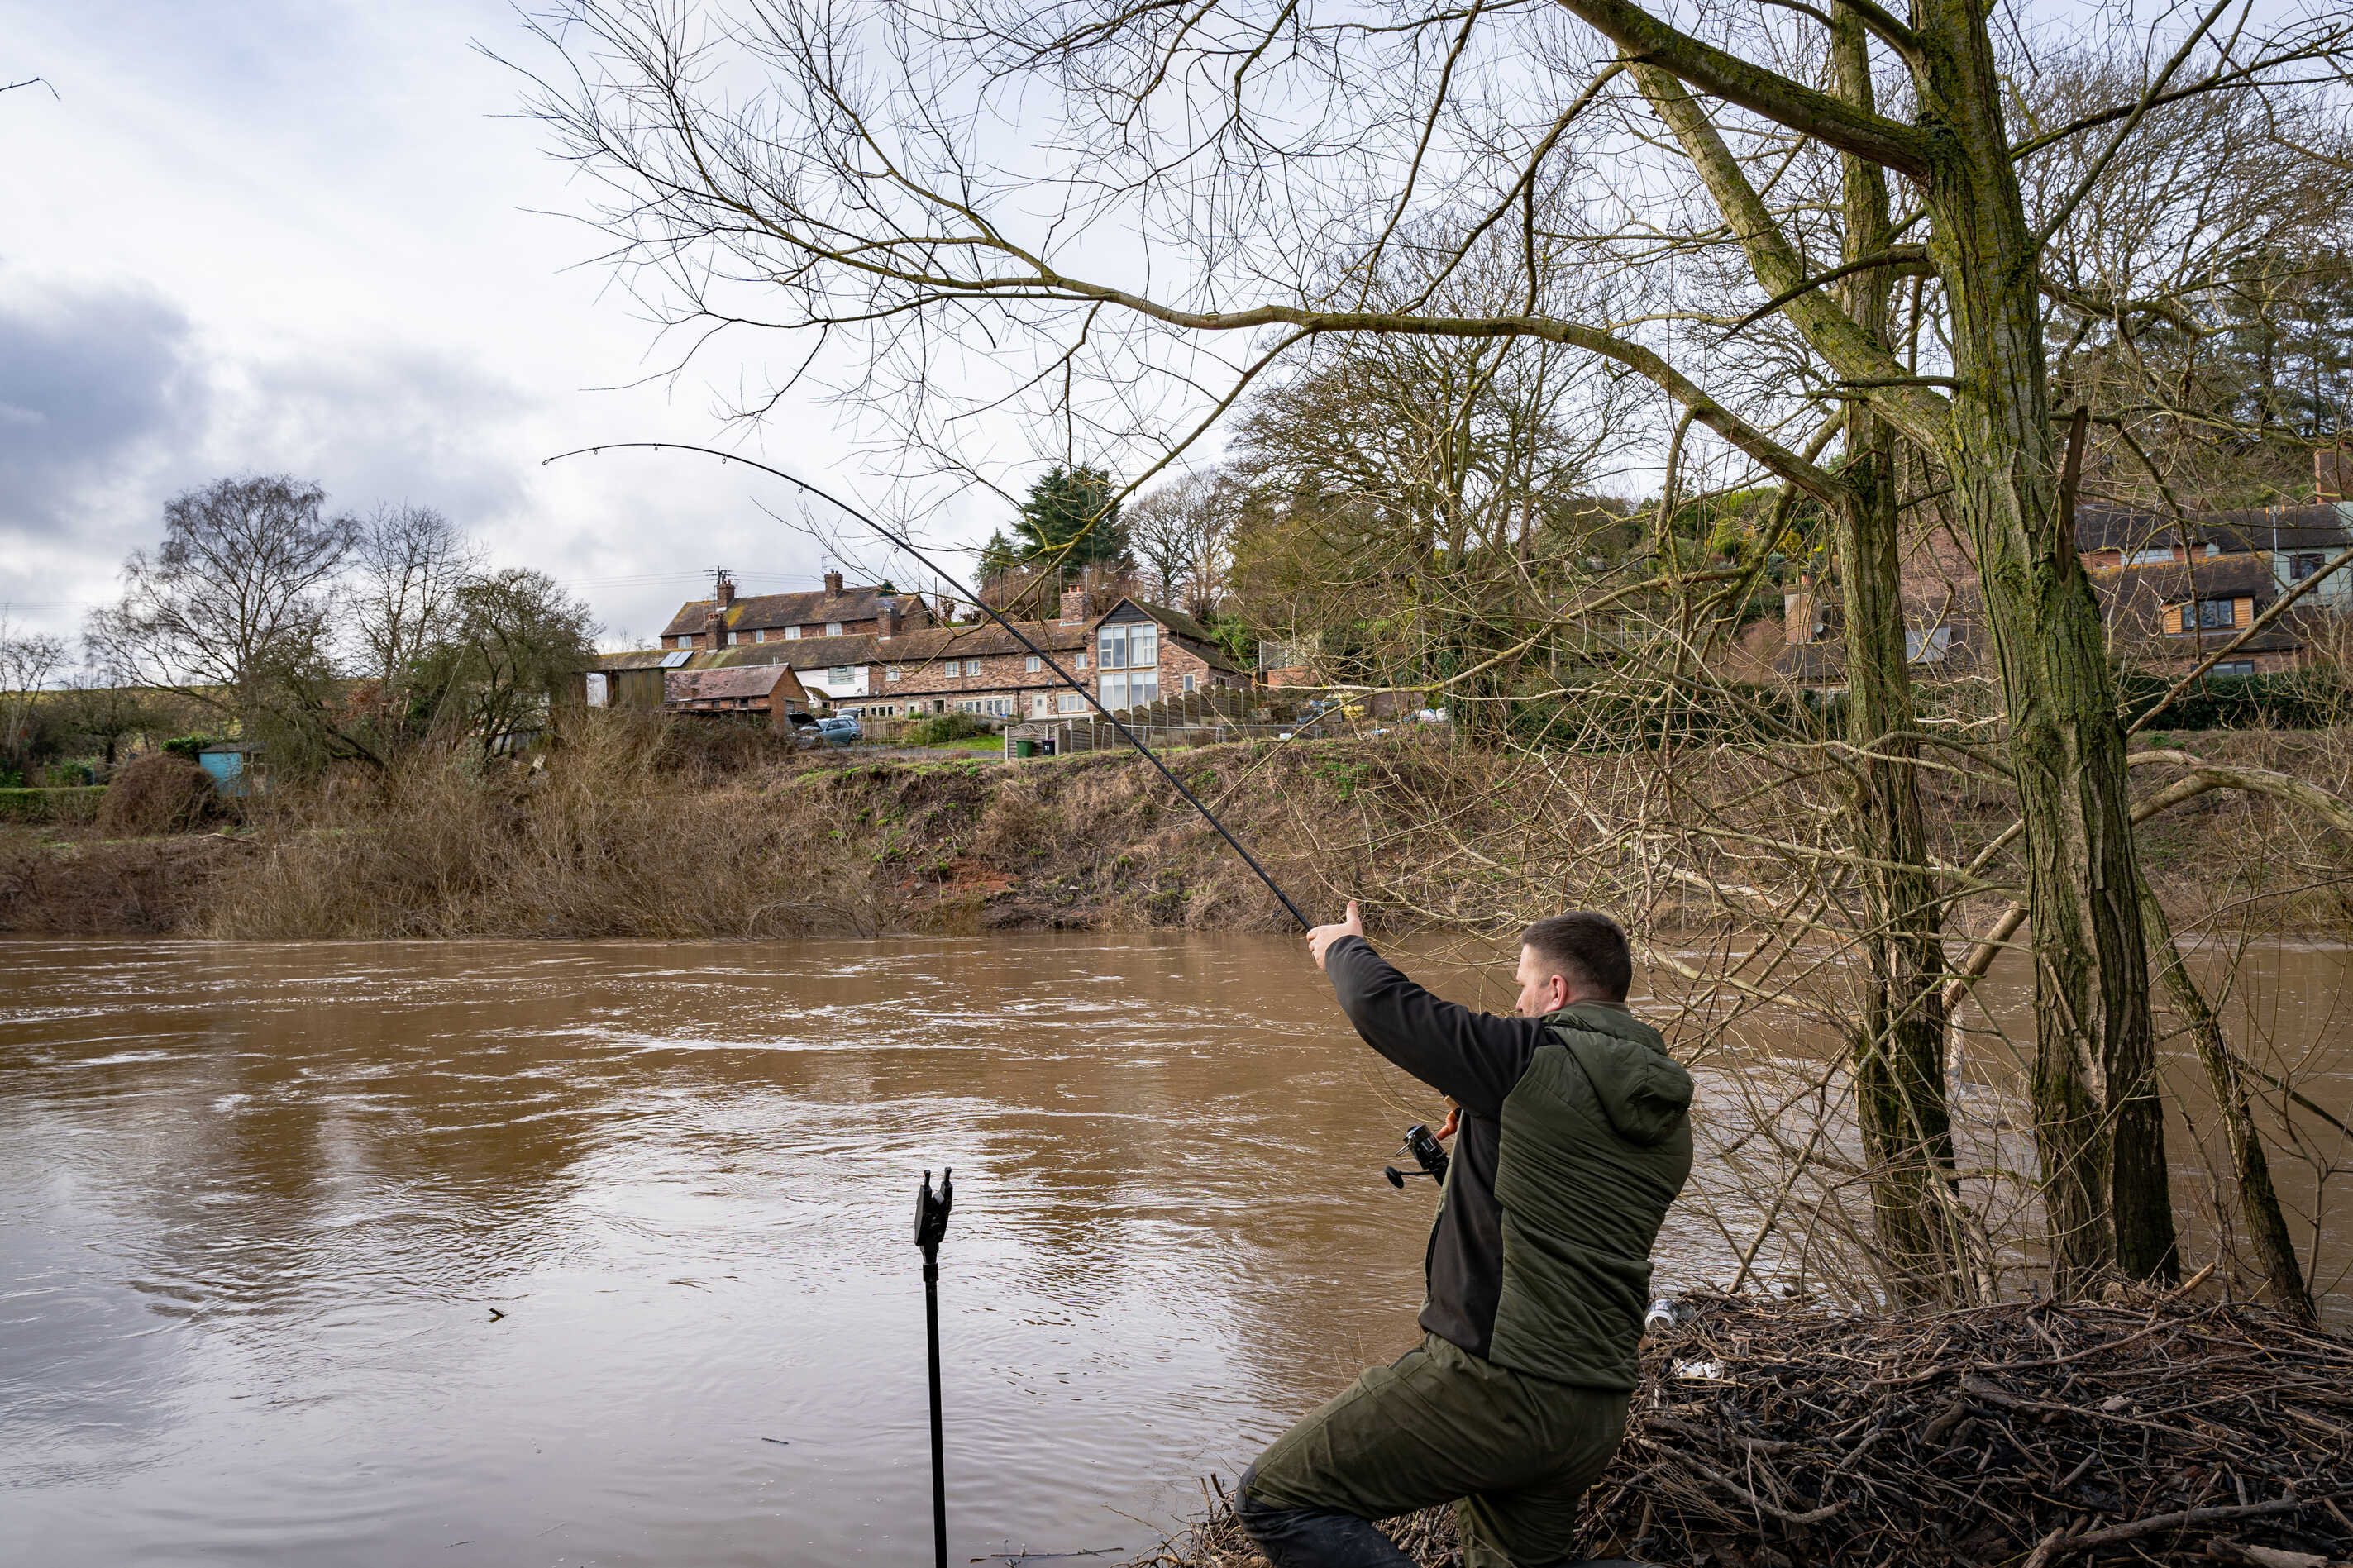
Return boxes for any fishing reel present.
[1382,1122,1451,1189]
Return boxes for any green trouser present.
[1243,1332,1630,1568]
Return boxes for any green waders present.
[1243,1332,1629,1568]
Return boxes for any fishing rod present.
[543,443,1314,932]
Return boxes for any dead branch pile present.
[1134,1290,2353,1568]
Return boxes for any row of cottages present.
[594,577,1248,722]
[1779,449,2352,687]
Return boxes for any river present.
[2,934,2346,1565]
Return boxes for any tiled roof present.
[2077,502,2352,555]
[594,647,676,671]
[2093,552,2277,608]
[666,665,806,703]
[658,585,931,639]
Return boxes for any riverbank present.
[2,715,2349,940]
[1136,1289,2353,1568]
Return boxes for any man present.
[1237,903,1692,1568]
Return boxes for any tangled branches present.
[1138,1289,2353,1567]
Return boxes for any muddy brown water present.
[2,935,2346,1566]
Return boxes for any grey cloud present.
[0,280,199,540]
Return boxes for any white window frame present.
[785,626,801,640]
[1024,655,1041,672]
[886,666,902,683]
[826,621,842,636]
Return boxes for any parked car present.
[804,716,861,747]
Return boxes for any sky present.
[0,0,986,653]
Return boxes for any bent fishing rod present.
[544,442,1313,932]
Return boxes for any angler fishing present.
[547,446,1687,1568]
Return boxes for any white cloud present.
[0,0,965,649]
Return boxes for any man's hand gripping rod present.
[545,444,1312,932]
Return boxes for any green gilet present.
[1484,1003,1695,1389]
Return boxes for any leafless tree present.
[87,475,355,728]
[513,0,2353,1299]
[349,503,481,694]
[1127,471,1239,622]
[0,610,69,779]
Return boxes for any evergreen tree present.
[1011,465,1129,570]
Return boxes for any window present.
[1905,627,1953,664]
[2124,547,2174,567]
[2198,598,2236,630]
[585,673,609,708]
[825,621,842,636]
[2292,552,2324,581]
[1024,655,1041,673]
[886,666,902,683]
[1100,670,1160,710]
[753,628,766,642]
[829,666,854,685]
[964,659,981,676]
[1076,652,1087,670]
[785,626,801,640]
[1057,692,1084,713]
[1183,673,1196,693]
[2212,660,2257,678]
[1096,623,1157,670]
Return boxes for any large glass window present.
[1100,671,1160,711]
[2197,598,2236,629]
[1096,624,1157,670]
[1056,692,1083,713]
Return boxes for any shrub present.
[97,755,223,836]
[162,735,217,762]
[905,713,995,746]
[0,787,107,824]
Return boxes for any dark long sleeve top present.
[1326,935,1563,1358]
[1327,931,1543,1363]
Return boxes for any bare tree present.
[515,0,2353,1294]
[416,570,599,758]
[349,504,480,688]
[0,611,69,780]
[1127,471,1238,622]
[88,475,355,730]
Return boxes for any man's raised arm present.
[1308,903,1544,1118]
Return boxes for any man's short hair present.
[1520,910,1632,1001]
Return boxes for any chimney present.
[823,569,845,597]
[2318,446,2349,504]
[714,571,735,608]
[704,605,728,649]
[879,598,902,638]
[1783,577,1816,646]
[1059,586,1088,625]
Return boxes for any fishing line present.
[544,442,1315,931]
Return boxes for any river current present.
[2,934,2346,1565]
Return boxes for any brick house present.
[656,570,937,651]
[1780,451,2351,687]
[680,586,1248,720]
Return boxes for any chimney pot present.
[1059,587,1088,625]
[824,570,845,597]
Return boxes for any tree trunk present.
[2136,879,2313,1321]
[1830,3,1963,1303]
[1912,0,2177,1290]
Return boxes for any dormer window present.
[826,621,842,636]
